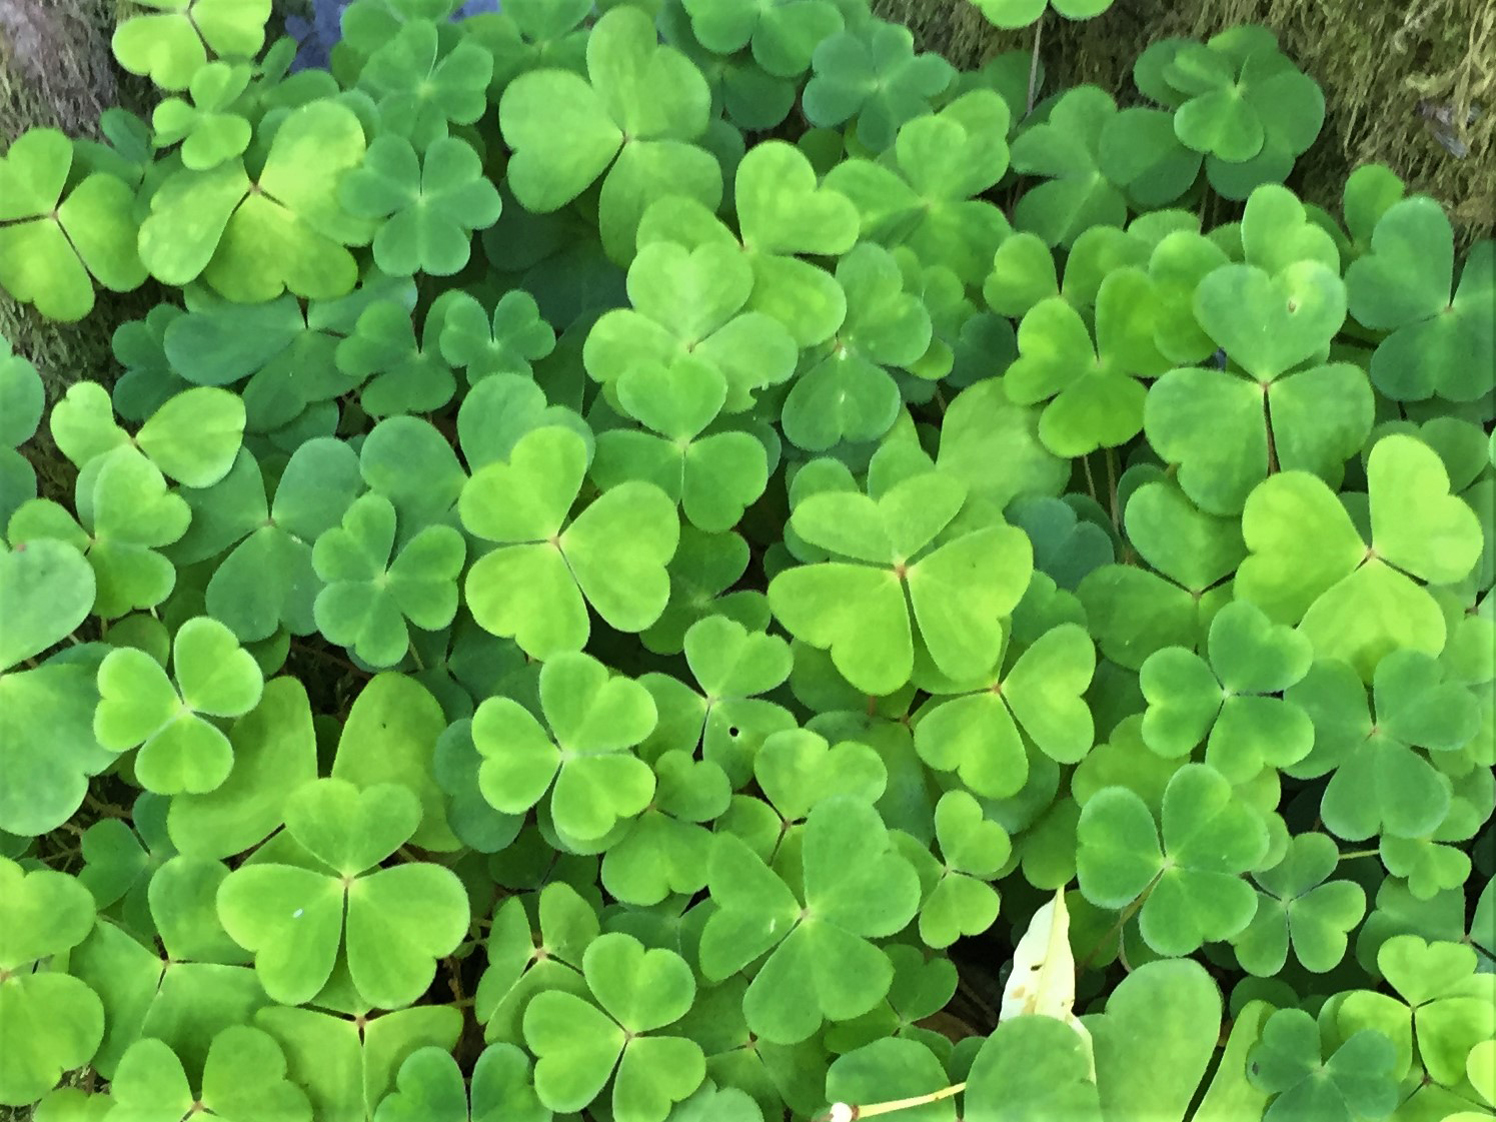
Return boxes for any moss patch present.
[0,0,303,505]
[1,0,154,400]
[873,0,1494,249]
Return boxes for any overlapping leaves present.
[768,463,1032,695]
[216,777,469,1008]
[1236,432,1484,677]
[0,129,146,320]
[499,5,719,262]
[460,425,679,657]
[700,795,921,1043]
[1077,763,1271,955]
[1,4,1493,1122]
[94,616,264,794]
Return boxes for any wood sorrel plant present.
[1,0,1492,1120]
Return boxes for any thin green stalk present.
[1026,13,1044,114]
[1077,869,1164,974]
[1105,446,1120,531]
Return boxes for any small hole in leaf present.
[728,726,740,737]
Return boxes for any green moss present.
[1,1,145,395]
[0,0,309,403]
[2,1,143,503]
[0,0,303,505]
[873,0,1493,249]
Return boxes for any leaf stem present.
[1081,454,1098,504]
[1336,848,1381,860]
[1261,382,1279,476]
[1104,446,1120,532]
[1076,870,1164,974]
[818,1083,968,1121]
[84,793,128,818]
[289,639,369,678]
[1026,14,1044,115]
[444,954,467,1005]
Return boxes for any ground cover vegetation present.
[0,0,1493,1120]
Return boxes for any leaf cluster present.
[0,1,1492,1121]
